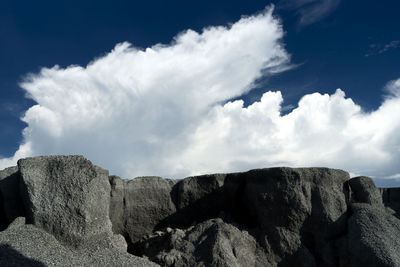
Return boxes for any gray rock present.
[381,187,400,217]
[2,155,399,267]
[347,203,400,266]
[135,218,271,267]
[348,176,382,205]
[243,167,350,266]
[109,175,178,243]
[0,223,159,266]
[6,216,26,230]
[129,167,350,267]
[0,166,25,229]
[17,155,119,249]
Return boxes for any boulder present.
[237,168,349,266]
[347,203,400,266]
[348,176,382,205]
[109,175,177,244]
[17,156,120,249]
[135,218,271,267]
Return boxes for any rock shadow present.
[0,244,46,266]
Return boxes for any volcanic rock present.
[0,155,399,266]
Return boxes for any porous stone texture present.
[17,156,121,249]
[347,203,400,267]
[109,175,178,243]
[346,177,400,266]
[1,155,400,267]
[130,168,351,267]
[0,221,159,266]
[348,176,382,205]
[134,218,270,267]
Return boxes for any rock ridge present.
[0,155,399,266]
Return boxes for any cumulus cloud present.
[0,7,289,177]
[1,6,400,183]
[177,87,400,180]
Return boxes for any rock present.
[135,218,271,267]
[127,167,350,266]
[381,187,400,216]
[6,216,26,230]
[0,223,159,266]
[242,167,350,266]
[17,155,119,249]
[1,155,399,267]
[0,166,25,230]
[109,175,177,244]
[348,176,382,205]
[347,203,400,266]
[160,173,233,229]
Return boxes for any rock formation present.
[0,155,399,266]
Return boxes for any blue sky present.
[1,0,400,186]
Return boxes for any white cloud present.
[385,78,400,98]
[0,7,289,177]
[177,87,400,179]
[1,6,400,183]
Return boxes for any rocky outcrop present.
[0,155,399,266]
[109,175,178,244]
[347,177,400,266]
[1,156,158,266]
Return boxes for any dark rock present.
[1,155,400,267]
[126,167,350,266]
[6,216,26,230]
[17,156,122,249]
[347,203,400,266]
[242,168,350,266]
[109,175,177,243]
[0,166,25,230]
[135,218,271,267]
[348,176,382,205]
[381,187,400,217]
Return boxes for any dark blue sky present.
[1,0,399,158]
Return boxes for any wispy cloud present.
[365,40,400,57]
[279,0,340,27]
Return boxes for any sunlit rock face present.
[0,155,399,266]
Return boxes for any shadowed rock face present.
[0,166,25,230]
[0,155,399,267]
[1,156,158,267]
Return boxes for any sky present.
[0,0,399,186]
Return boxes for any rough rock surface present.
[347,176,400,266]
[0,218,158,266]
[134,218,269,267]
[18,156,118,249]
[1,155,400,266]
[109,175,177,244]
